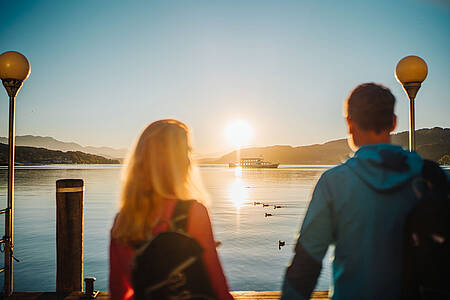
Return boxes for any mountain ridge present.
[200,127,450,165]
[1,128,448,165]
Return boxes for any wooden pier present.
[4,291,329,299]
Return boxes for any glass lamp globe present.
[395,56,428,84]
[0,51,31,82]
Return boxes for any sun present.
[225,120,253,148]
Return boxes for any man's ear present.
[346,117,354,134]
[390,115,397,133]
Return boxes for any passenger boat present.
[228,158,279,168]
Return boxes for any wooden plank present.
[5,291,329,299]
[231,291,328,299]
[3,292,58,300]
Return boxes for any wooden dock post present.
[56,179,84,294]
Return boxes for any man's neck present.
[354,131,391,149]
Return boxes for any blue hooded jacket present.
[282,144,425,300]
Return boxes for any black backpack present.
[402,160,450,299]
[132,200,216,300]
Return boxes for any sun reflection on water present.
[234,166,242,177]
[229,177,247,209]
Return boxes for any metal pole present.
[408,98,415,152]
[2,78,23,296]
[402,82,421,152]
[4,95,16,295]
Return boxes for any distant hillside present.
[202,128,450,165]
[0,135,127,159]
[0,143,120,165]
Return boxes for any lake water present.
[0,164,333,292]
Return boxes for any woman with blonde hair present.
[109,119,233,300]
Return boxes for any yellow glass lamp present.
[395,55,427,100]
[395,55,428,151]
[0,51,31,98]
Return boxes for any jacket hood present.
[346,144,423,192]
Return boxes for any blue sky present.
[1,0,449,154]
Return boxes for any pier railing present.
[0,207,8,276]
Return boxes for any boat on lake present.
[229,158,279,168]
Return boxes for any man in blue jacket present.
[281,83,425,299]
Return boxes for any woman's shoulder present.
[185,200,211,230]
[110,213,120,236]
[188,200,209,217]
[189,199,206,209]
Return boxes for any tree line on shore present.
[0,143,120,165]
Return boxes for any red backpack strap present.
[171,200,195,232]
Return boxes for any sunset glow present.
[1,0,449,294]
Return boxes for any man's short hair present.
[345,83,396,133]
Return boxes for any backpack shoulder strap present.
[171,200,195,232]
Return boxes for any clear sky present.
[1,0,449,155]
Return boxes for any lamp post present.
[0,51,31,296]
[395,55,428,151]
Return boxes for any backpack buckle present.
[168,272,187,290]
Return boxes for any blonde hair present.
[112,119,207,246]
